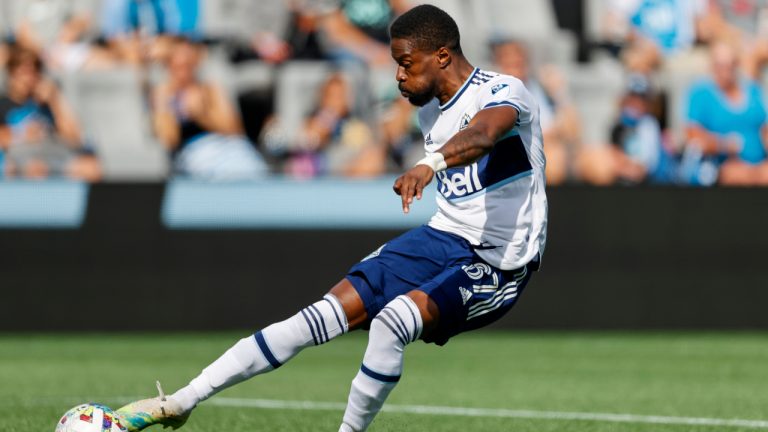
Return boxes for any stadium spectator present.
[377,96,423,172]
[151,37,267,180]
[100,0,200,39]
[99,0,201,67]
[491,39,580,185]
[283,72,378,178]
[0,42,7,69]
[706,0,768,80]
[228,0,331,65]
[319,0,412,67]
[685,41,768,185]
[0,46,100,181]
[7,0,118,72]
[604,0,709,73]
[608,74,671,184]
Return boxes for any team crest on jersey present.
[459,113,471,131]
[491,83,509,95]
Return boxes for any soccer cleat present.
[116,381,191,431]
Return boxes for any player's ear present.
[436,47,451,69]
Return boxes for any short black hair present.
[390,4,462,54]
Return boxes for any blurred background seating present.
[1,0,767,186]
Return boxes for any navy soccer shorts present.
[346,225,536,345]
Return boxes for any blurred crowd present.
[1,0,768,186]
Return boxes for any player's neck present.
[436,60,476,106]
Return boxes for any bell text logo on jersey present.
[436,163,483,199]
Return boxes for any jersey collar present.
[439,67,479,112]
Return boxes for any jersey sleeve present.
[476,77,533,125]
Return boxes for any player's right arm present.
[393,104,519,213]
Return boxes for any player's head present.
[389,4,463,106]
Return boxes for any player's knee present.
[370,295,423,347]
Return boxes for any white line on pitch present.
[207,397,768,429]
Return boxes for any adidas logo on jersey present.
[459,287,473,305]
[425,133,433,146]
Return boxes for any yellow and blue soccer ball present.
[55,403,127,432]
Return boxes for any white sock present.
[340,295,423,432]
[172,294,348,412]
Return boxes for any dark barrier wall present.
[2,184,767,331]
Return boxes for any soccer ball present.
[55,403,127,432]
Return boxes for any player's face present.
[390,38,438,107]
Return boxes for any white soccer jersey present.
[419,67,548,270]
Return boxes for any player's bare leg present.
[117,280,367,431]
[339,290,439,432]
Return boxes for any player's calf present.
[172,294,349,411]
[340,295,424,432]
[118,294,350,430]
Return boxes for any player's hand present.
[393,164,434,214]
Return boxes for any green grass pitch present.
[2,332,767,431]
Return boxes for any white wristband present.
[415,152,447,172]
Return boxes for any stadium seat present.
[273,61,373,148]
[0,2,10,35]
[232,60,275,94]
[660,49,709,146]
[467,0,576,66]
[199,0,289,43]
[273,61,334,146]
[427,0,483,62]
[60,68,168,180]
[199,46,238,102]
[566,56,625,144]
[584,0,610,44]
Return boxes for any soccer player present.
[117,4,547,431]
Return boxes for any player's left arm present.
[393,105,519,213]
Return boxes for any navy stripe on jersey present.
[440,68,479,111]
[254,331,282,369]
[477,70,496,78]
[471,70,494,85]
[436,133,533,202]
[483,101,522,126]
[360,364,401,383]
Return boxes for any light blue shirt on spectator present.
[627,0,704,54]
[101,0,199,38]
[687,78,767,164]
